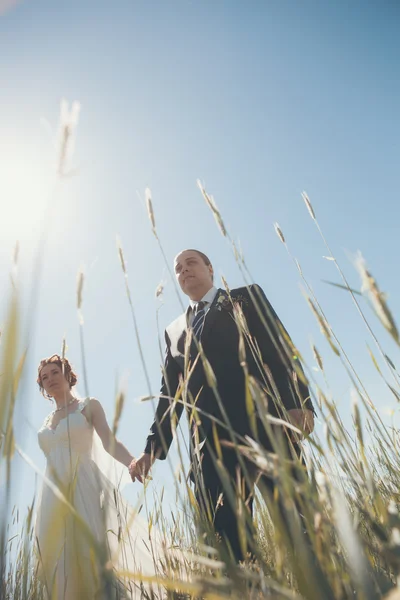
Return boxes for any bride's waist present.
[46,449,93,466]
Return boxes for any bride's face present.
[40,363,70,397]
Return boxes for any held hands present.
[127,414,314,481]
[128,453,153,484]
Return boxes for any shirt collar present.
[189,285,218,309]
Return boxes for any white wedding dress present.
[35,398,162,599]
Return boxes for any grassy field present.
[1,115,400,599]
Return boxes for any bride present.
[35,354,162,599]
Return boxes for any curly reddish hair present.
[37,355,78,398]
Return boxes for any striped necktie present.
[192,301,207,340]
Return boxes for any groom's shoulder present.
[230,283,266,299]
[229,284,273,314]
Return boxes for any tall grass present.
[2,105,400,598]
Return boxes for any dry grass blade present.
[116,236,153,398]
[332,487,376,600]
[303,199,399,381]
[323,280,362,296]
[367,344,382,376]
[3,347,28,461]
[75,266,90,396]
[274,222,286,244]
[301,190,316,220]
[294,258,303,276]
[61,337,67,360]
[221,275,230,294]
[13,241,19,266]
[201,354,217,388]
[76,268,84,311]
[155,281,164,298]
[197,179,227,237]
[0,291,18,443]
[112,389,125,436]
[145,187,157,236]
[57,98,81,177]
[312,345,324,372]
[307,297,340,356]
[385,354,397,371]
[116,236,127,274]
[356,252,400,345]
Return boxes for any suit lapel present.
[168,289,226,354]
[167,308,190,354]
[200,288,224,344]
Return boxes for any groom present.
[129,249,315,561]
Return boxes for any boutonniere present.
[216,293,231,311]
[216,292,249,311]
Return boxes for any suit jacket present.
[144,284,315,462]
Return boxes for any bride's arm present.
[84,399,134,468]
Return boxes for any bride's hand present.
[129,453,153,484]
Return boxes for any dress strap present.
[78,397,92,412]
[43,412,53,428]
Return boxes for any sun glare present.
[0,153,52,247]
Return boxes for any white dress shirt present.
[188,285,218,326]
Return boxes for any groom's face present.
[174,250,213,299]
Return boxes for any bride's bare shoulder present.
[79,397,99,408]
[79,397,103,418]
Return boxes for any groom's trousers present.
[192,432,308,564]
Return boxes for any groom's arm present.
[144,331,184,460]
[246,284,316,419]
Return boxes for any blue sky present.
[1,0,399,517]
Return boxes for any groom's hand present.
[129,453,153,483]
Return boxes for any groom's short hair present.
[187,249,212,268]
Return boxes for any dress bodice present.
[38,398,93,462]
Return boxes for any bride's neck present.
[53,391,75,410]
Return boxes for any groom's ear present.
[209,264,214,282]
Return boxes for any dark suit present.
[145,284,315,560]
